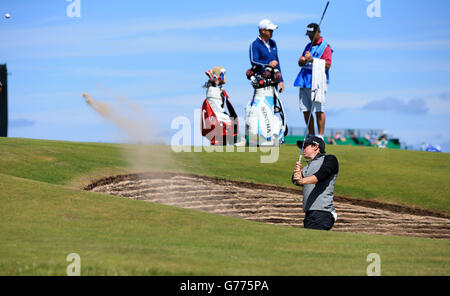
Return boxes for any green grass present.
[0,137,449,275]
[1,173,448,276]
[1,137,449,212]
[173,144,450,213]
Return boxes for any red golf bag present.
[201,87,238,146]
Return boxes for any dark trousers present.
[303,210,335,231]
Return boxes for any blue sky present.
[1,0,450,151]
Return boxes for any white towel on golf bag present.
[311,58,327,104]
[206,86,232,124]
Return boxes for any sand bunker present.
[86,172,450,240]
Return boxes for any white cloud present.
[75,67,174,78]
[324,88,450,116]
[426,96,450,115]
[121,12,314,34]
[331,39,450,50]
[362,97,429,115]
[4,13,450,59]
[9,118,36,128]
[0,12,312,51]
[275,36,450,51]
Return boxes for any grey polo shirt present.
[292,153,339,213]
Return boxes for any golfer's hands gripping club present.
[293,162,303,185]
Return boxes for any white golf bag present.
[245,85,287,146]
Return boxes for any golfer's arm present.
[314,155,339,182]
[292,173,318,186]
[300,175,318,185]
[293,156,338,186]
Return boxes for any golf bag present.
[245,66,288,146]
[201,67,239,145]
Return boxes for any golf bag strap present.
[221,89,229,99]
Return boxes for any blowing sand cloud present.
[82,91,174,172]
[362,97,429,115]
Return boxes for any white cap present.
[258,19,278,30]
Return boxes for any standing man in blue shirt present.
[294,23,333,140]
[249,19,285,93]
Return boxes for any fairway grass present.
[1,137,448,213]
[0,137,449,275]
[1,173,449,276]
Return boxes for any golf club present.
[306,1,330,55]
[299,1,330,163]
[299,90,318,162]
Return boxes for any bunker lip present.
[85,172,450,240]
